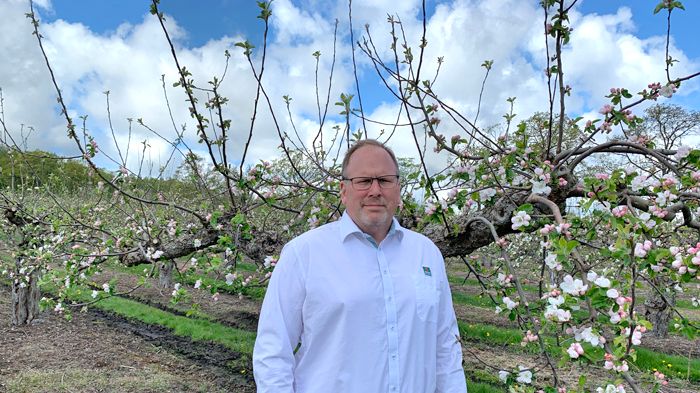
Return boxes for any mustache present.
[362,198,386,206]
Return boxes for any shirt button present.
[383,270,388,274]
[387,296,392,301]
[391,326,395,331]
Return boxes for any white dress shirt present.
[253,212,466,393]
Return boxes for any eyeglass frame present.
[341,175,400,190]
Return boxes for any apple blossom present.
[531,180,552,196]
[548,295,564,307]
[478,187,496,201]
[567,342,584,358]
[264,256,277,268]
[560,275,587,296]
[545,305,571,322]
[516,366,532,384]
[596,384,626,393]
[606,288,620,299]
[511,210,531,230]
[545,253,562,271]
[521,330,538,346]
[659,83,676,98]
[502,296,519,310]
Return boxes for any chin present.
[360,212,390,228]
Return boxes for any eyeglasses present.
[342,175,400,190]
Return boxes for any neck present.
[348,215,392,244]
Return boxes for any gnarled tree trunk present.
[643,276,676,338]
[158,259,175,289]
[11,268,41,325]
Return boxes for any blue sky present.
[45,1,266,48]
[2,0,699,172]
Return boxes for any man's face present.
[340,145,401,235]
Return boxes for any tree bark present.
[158,259,175,289]
[643,276,676,338]
[11,268,41,326]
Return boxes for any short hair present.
[341,139,399,178]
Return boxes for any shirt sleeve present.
[253,242,306,393]
[434,248,468,393]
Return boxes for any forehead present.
[345,145,398,176]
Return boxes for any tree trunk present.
[643,276,676,338]
[11,269,41,326]
[158,260,175,289]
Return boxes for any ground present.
[0,263,698,393]
[0,281,255,393]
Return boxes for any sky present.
[1,0,699,176]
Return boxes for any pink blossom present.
[567,342,585,358]
[633,240,652,258]
[540,224,556,235]
[611,206,628,217]
[600,105,614,115]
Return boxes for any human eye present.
[354,177,372,187]
[378,175,397,185]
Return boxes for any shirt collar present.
[339,210,404,245]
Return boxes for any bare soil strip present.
[0,283,255,393]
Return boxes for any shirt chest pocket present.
[413,273,438,322]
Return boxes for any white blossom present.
[531,180,551,196]
[511,211,531,230]
[560,275,588,296]
[674,145,691,160]
[479,188,496,202]
[502,296,519,310]
[516,366,532,384]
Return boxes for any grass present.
[635,347,700,382]
[458,321,700,383]
[466,379,506,393]
[452,291,498,308]
[4,368,227,393]
[55,285,257,355]
[459,321,524,348]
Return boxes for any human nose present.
[366,178,382,194]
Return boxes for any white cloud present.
[1,0,698,176]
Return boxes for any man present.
[253,140,466,393]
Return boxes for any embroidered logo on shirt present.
[422,266,432,276]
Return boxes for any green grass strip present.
[458,321,700,382]
[56,286,257,355]
[466,379,506,393]
[452,291,497,308]
[635,347,700,382]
